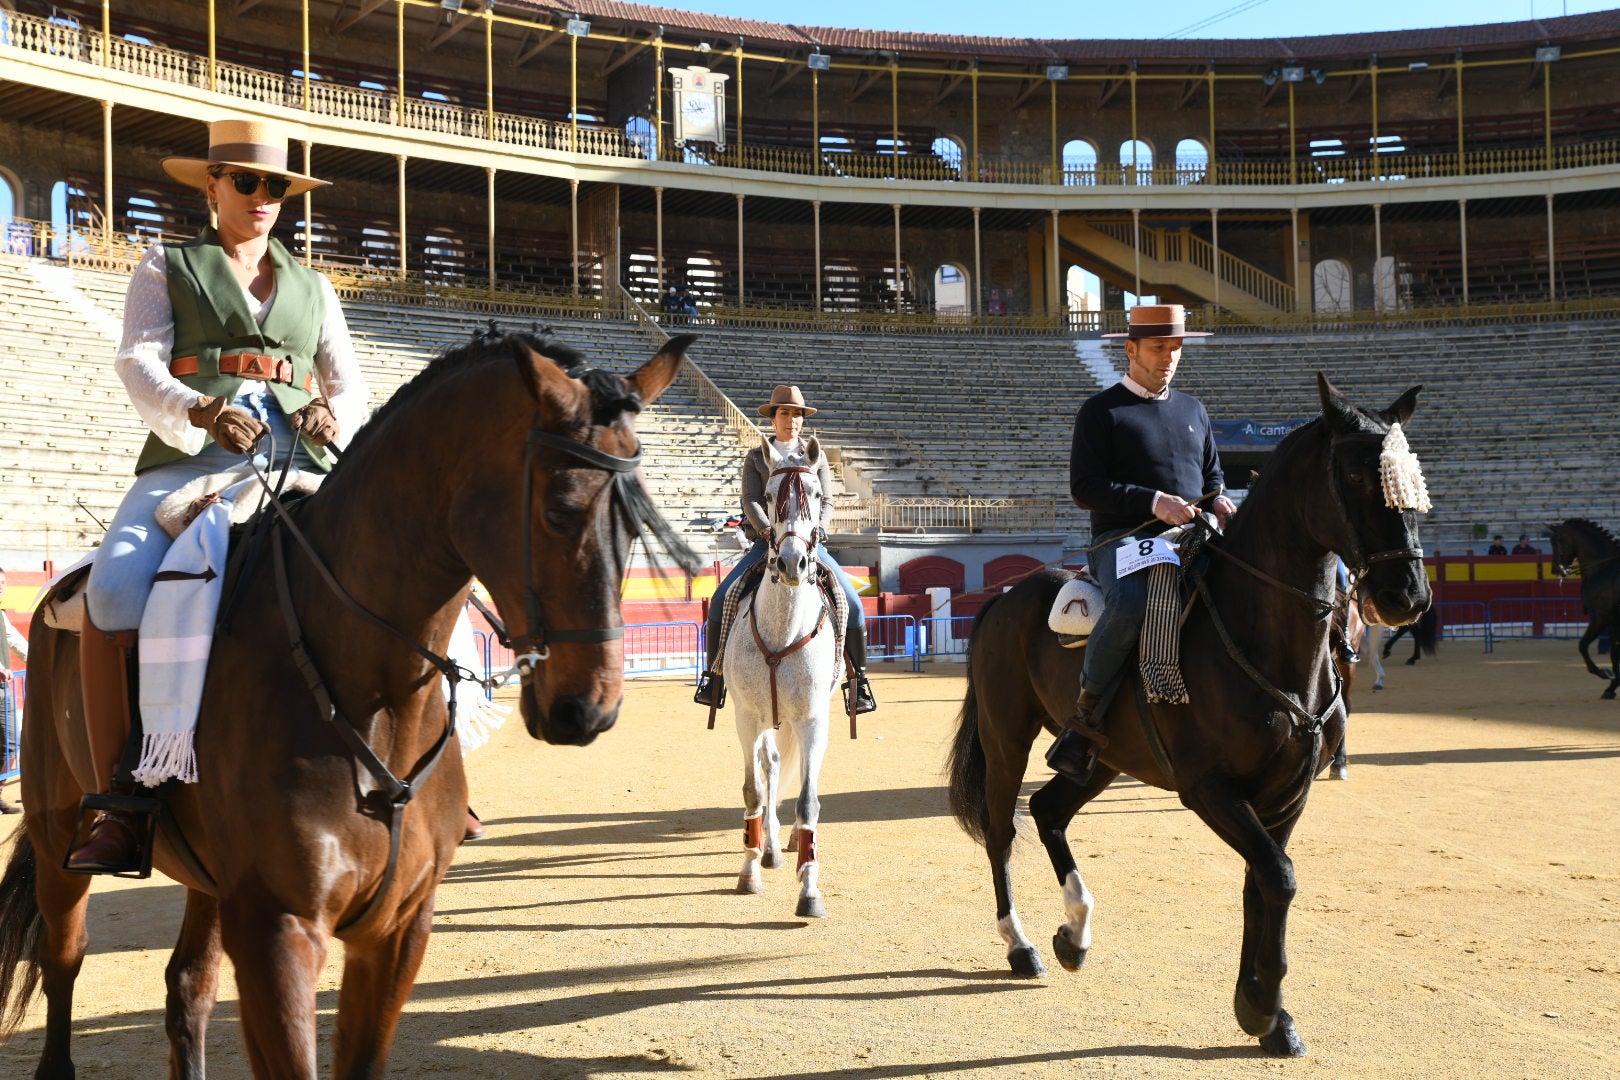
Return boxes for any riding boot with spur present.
[841,620,877,714]
[66,615,158,876]
[1046,688,1107,784]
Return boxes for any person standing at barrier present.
[1047,304,1235,784]
[1,566,28,815]
[693,385,876,715]
[68,118,371,874]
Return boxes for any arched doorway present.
[1120,139,1153,185]
[1062,139,1098,185]
[934,263,969,317]
[1313,258,1353,313]
[1174,138,1208,183]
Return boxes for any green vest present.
[134,228,334,474]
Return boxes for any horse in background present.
[1381,605,1439,666]
[0,331,695,1079]
[946,375,1431,1057]
[1549,518,1620,699]
[723,437,838,918]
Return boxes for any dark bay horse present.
[947,375,1431,1057]
[1549,518,1620,699]
[0,330,695,1078]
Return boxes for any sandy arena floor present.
[2,638,1617,1078]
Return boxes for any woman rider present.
[693,385,877,715]
[66,118,371,873]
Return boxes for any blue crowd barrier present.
[1431,601,1493,653]
[918,616,978,662]
[1487,597,1590,641]
[623,621,702,679]
[865,614,920,672]
[2,671,23,784]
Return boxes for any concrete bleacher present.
[4,247,1617,564]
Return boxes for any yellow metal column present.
[396,0,405,125]
[101,100,113,247]
[1129,63,1139,178]
[302,0,311,110]
[485,8,494,139]
[654,36,665,158]
[1049,78,1058,181]
[207,0,217,91]
[1455,52,1465,174]
[970,64,980,180]
[890,57,900,179]
[1543,59,1553,170]
[1370,57,1379,177]
[101,0,109,66]
[1287,82,1297,185]
[396,154,407,281]
[736,42,745,163]
[1207,66,1216,179]
[570,28,579,153]
[811,68,821,175]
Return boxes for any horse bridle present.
[1325,432,1425,578]
[503,425,644,679]
[763,464,821,579]
[249,413,643,932]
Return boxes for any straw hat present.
[162,118,329,198]
[1102,303,1213,339]
[757,385,818,417]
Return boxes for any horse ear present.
[1381,385,1422,427]
[760,434,777,464]
[515,340,587,428]
[1316,372,1359,431]
[630,333,696,407]
[804,435,822,465]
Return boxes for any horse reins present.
[246,415,643,933]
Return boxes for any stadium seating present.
[3,250,1618,564]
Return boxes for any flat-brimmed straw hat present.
[162,118,329,198]
[1102,303,1213,339]
[758,385,818,417]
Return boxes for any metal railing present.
[1485,597,1590,642]
[875,496,1058,533]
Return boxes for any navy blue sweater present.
[1069,383,1224,536]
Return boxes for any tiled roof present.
[506,2,1620,64]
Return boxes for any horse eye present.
[544,509,580,534]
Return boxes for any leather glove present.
[291,396,339,447]
[187,395,268,455]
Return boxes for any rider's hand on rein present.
[188,394,270,455]
[292,396,340,447]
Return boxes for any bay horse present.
[946,375,1431,1057]
[0,330,696,1079]
[724,437,837,918]
[1548,518,1620,699]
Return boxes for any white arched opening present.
[1174,138,1208,183]
[1121,139,1153,185]
[934,263,969,317]
[932,136,964,176]
[1062,139,1098,185]
[1313,258,1353,313]
[625,116,656,159]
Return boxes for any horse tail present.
[0,828,44,1037]
[947,591,1008,847]
[1416,606,1439,658]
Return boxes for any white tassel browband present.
[1379,422,1431,513]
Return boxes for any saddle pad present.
[1048,575,1104,646]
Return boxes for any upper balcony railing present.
[9,10,1620,193]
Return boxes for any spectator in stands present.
[1047,304,1236,784]
[1,566,27,815]
[662,284,698,318]
[1487,535,1509,555]
[693,385,877,715]
[67,117,371,874]
[1512,533,1539,555]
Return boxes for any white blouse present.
[114,244,371,457]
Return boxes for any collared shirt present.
[1121,373,1171,401]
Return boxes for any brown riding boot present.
[1046,688,1107,784]
[66,615,149,875]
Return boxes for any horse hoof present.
[1258,1010,1307,1057]
[1051,929,1086,972]
[761,850,781,869]
[737,874,763,895]
[1332,763,1349,781]
[1008,946,1046,978]
[795,895,826,919]
[1603,689,1617,700]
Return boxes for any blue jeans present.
[86,392,315,632]
[1078,526,1155,696]
[704,539,864,667]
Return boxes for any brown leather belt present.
[170,352,313,392]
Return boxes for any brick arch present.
[899,555,964,595]
[983,553,1045,591]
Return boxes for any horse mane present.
[332,324,643,474]
[1233,394,1392,525]
[1560,518,1620,550]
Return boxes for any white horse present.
[722,436,838,918]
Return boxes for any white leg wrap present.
[1061,870,1095,951]
[997,910,1034,952]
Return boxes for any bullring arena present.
[2,0,1620,1074]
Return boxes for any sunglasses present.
[218,171,292,199]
